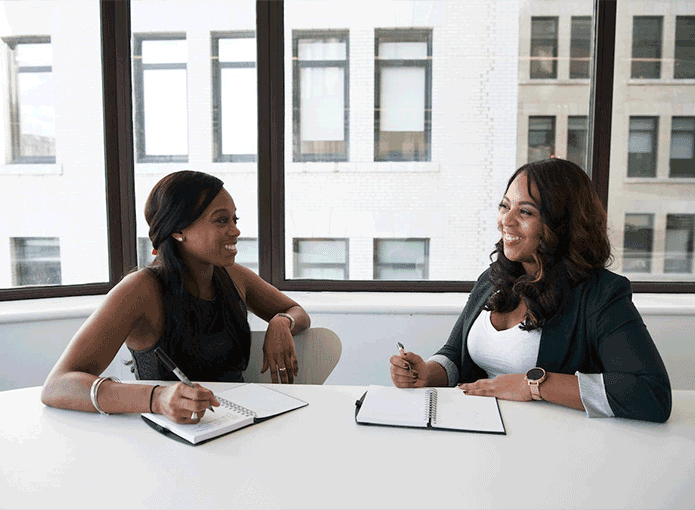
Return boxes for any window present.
[528,116,555,162]
[2,37,55,163]
[670,117,695,178]
[374,239,429,280]
[665,215,694,274]
[292,31,348,162]
[530,17,558,79]
[628,117,658,177]
[137,237,155,268]
[132,35,188,163]
[674,16,695,79]
[235,238,258,274]
[11,237,61,286]
[293,239,348,279]
[567,116,588,169]
[631,16,662,79]
[623,214,654,273]
[374,29,432,162]
[212,33,256,162]
[570,16,591,79]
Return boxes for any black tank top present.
[128,266,251,382]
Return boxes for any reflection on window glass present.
[623,214,654,273]
[293,31,348,162]
[670,117,695,177]
[293,239,348,279]
[375,30,431,162]
[674,16,694,79]
[665,215,694,274]
[11,237,61,286]
[133,35,188,162]
[213,33,257,162]
[631,16,662,79]
[530,17,558,79]
[374,239,429,280]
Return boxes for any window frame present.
[570,16,592,80]
[669,116,695,178]
[631,16,663,80]
[292,238,349,280]
[530,16,559,79]
[627,116,658,178]
[374,28,432,162]
[674,16,695,79]
[291,29,349,163]
[373,238,430,280]
[1,0,693,302]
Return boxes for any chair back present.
[244,327,342,385]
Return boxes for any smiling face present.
[497,171,544,275]
[176,188,240,271]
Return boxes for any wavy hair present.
[486,159,612,330]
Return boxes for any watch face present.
[527,368,545,381]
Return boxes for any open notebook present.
[355,385,505,434]
[142,384,308,445]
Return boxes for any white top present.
[431,310,615,418]
[2,384,694,510]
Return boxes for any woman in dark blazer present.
[390,158,671,423]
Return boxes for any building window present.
[665,215,694,274]
[528,116,555,162]
[623,214,653,273]
[570,16,591,79]
[137,237,155,268]
[374,239,429,280]
[11,237,61,286]
[674,17,695,79]
[567,116,588,170]
[292,31,348,162]
[2,37,55,163]
[530,17,558,79]
[293,238,348,279]
[631,16,662,79]
[628,117,658,177]
[132,35,188,163]
[235,238,258,274]
[670,117,695,178]
[374,29,432,162]
[212,33,256,162]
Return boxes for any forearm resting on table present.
[42,371,158,414]
[539,372,585,411]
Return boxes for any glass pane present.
[131,0,258,268]
[0,1,109,290]
[611,0,695,282]
[284,0,594,281]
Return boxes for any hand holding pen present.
[396,342,413,375]
[154,348,218,419]
[390,342,427,388]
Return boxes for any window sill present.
[287,162,440,173]
[625,177,695,184]
[0,163,62,175]
[1,290,693,325]
[628,79,695,86]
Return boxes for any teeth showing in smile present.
[504,233,521,243]
[224,244,236,251]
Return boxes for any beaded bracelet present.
[89,376,120,415]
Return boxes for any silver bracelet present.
[275,312,295,332]
[90,376,120,415]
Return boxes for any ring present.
[191,412,198,420]
[278,367,287,371]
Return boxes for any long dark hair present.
[486,159,612,330]
[143,170,250,367]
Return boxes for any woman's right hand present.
[153,383,219,423]
[390,351,429,388]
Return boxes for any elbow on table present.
[607,375,672,423]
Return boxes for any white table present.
[2,384,694,510]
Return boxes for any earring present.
[176,236,184,242]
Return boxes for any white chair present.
[243,327,342,385]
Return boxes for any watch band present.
[275,312,295,332]
[525,367,547,401]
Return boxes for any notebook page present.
[217,384,307,419]
[356,385,429,428]
[433,388,504,433]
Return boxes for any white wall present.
[1,293,693,392]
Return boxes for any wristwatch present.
[525,367,547,400]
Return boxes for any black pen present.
[154,348,215,412]
[396,342,413,375]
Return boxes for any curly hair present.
[486,158,612,330]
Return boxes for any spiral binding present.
[217,396,256,418]
[426,388,438,425]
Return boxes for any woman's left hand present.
[458,374,532,401]
[261,316,298,384]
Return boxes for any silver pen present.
[396,342,413,375]
[154,348,215,412]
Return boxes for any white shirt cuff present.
[576,372,615,418]
[428,355,459,387]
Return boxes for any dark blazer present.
[434,267,672,423]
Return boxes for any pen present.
[154,348,215,412]
[396,342,413,375]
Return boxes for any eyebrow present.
[502,197,539,209]
[209,208,233,216]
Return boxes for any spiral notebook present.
[355,385,505,434]
[142,384,308,445]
